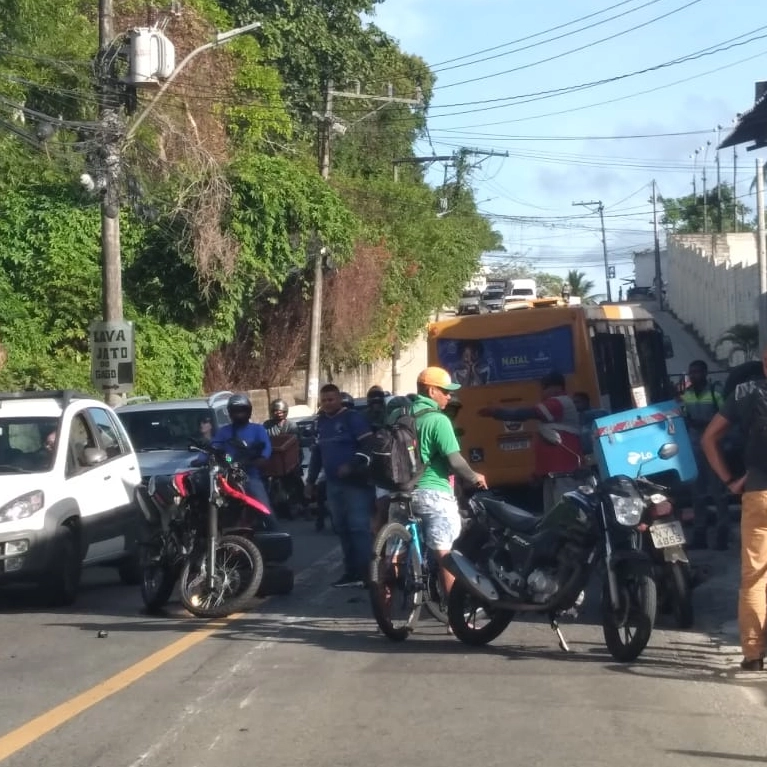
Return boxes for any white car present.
[0,390,142,605]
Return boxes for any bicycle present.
[369,492,449,641]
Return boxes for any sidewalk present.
[647,300,719,376]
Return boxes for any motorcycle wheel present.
[666,561,694,629]
[140,533,177,612]
[601,566,657,663]
[179,534,264,619]
[369,522,422,641]
[446,581,513,647]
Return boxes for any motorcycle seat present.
[480,497,539,532]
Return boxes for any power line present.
[428,0,642,68]
[427,27,767,113]
[435,0,703,90]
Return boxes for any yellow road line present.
[0,612,244,763]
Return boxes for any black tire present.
[446,581,514,646]
[118,555,142,586]
[369,522,421,641]
[139,533,177,612]
[602,566,657,663]
[423,558,449,625]
[666,561,694,629]
[41,526,81,607]
[179,534,263,618]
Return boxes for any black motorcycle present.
[443,428,680,662]
[634,477,694,629]
[135,441,266,618]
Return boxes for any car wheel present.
[41,526,82,607]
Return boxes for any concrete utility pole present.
[306,82,422,410]
[757,158,767,350]
[734,147,739,232]
[306,79,334,412]
[716,126,723,233]
[97,0,124,407]
[572,200,612,302]
[652,179,664,311]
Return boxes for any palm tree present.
[716,323,759,363]
[564,270,602,304]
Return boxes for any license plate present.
[649,520,686,549]
[499,438,531,452]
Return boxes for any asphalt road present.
[0,516,765,767]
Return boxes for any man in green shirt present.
[411,367,487,596]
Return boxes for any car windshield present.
[118,408,214,451]
[0,416,61,474]
[483,291,504,300]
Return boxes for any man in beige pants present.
[702,347,767,671]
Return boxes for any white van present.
[505,279,537,305]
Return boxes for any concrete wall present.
[240,331,429,421]
[666,232,759,361]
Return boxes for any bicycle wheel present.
[369,522,422,641]
[423,552,449,625]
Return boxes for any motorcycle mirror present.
[658,443,678,460]
[539,424,563,446]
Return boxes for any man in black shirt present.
[702,348,767,671]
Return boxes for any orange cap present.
[417,366,461,391]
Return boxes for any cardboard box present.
[263,433,300,477]
[592,401,698,483]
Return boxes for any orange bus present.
[427,300,672,490]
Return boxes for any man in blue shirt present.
[305,384,375,587]
[210,393,273,517]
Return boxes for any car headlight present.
[609,494,644,527]
[0,491,45,523]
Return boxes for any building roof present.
[719,88,767,150]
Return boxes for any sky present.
[367,0,766,297]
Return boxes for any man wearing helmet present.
[210,393,273,517]
[305,384,375,587]
[264,399,299,438]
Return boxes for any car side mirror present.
[539,425,563,446]
[658,443,678,460]
[82,447,108,467]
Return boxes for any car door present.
[83,406,140,560]
[63,411,118,562]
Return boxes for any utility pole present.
[757,158,767,350]
[306,82,422,409]
[306,80,334,411]
[572,200,612,302]
[652,180,664,311]
[733,146,739,232]
[716,126,722,233]
[97,0,124,407]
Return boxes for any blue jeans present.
[325,481,374,580]
[244,472,278,531]
[691,448,729,532]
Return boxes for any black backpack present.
[743,384,767,473]
[369,404,439,493]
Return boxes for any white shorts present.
[410,488,462,551]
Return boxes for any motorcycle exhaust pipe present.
[443,550,500,603]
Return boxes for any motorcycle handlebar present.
[546,469,594,481]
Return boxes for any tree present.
[659,183,752,234]
[716,323,759,364]
[564,270,602,304]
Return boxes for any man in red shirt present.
[479,371,584,512]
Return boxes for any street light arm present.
[125,21,262,142]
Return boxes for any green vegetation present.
[0,0,499,395]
